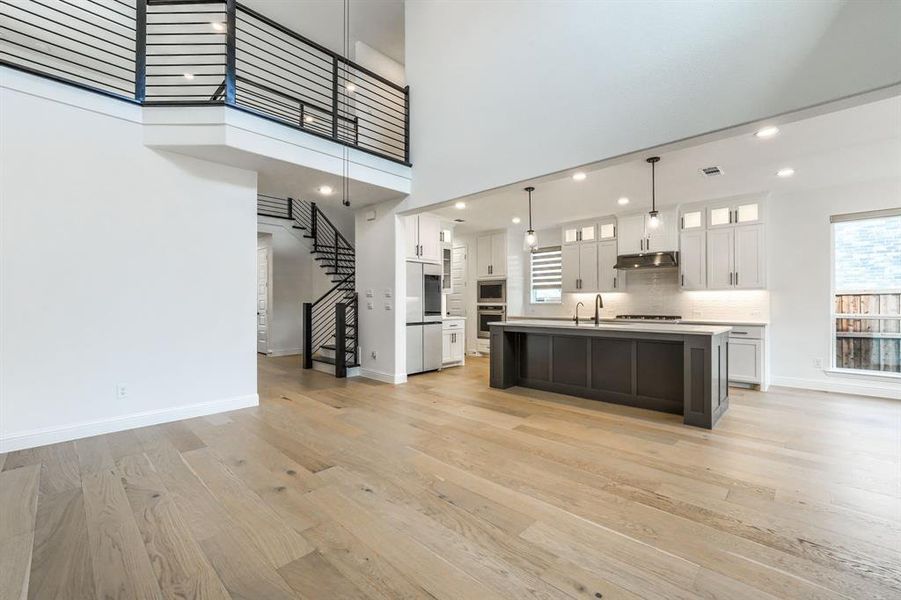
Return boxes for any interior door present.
[578,243,599,291]
[734,224,765,288]
[679,230,706,289]
[617,214,645,254]
[561,244,580,292]
[447,245,466,316]
[404,215,419,260]
[597,240,618,291]
[418,214,442,263]
[707,228,735,289]
[256,246,270,354]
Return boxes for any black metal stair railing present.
[0,0,410,165]
[258,194,358,377]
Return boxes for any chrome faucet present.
[594,294,604,325]
[574,301,584,325]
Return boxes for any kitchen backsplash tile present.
[521,269,769,321]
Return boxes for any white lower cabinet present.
[726,325,766,387]
[442,319,465,366]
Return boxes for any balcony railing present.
[0,0,410,165]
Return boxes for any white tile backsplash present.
[520,269,769,322]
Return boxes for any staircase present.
[258,194,359,377]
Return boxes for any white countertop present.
[491,319,732,336]
[507,316,767,327]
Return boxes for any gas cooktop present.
[615,314,683,321]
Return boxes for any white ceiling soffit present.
[433,95,901,234]
[241,0,404,65]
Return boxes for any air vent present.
[699,166,724,177]
[454,218,465,222]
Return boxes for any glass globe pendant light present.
[523,186,539,251]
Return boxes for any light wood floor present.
[2,356,900,599]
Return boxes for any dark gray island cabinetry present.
[489,320,732,428]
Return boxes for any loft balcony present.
[0,0,410,191]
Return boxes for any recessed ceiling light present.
[572,172,587,181]
[777,167,795,178]
[454,201,466,209]
[755,126,779,138]
[211,22,225,32]
[183,73,195,80]
[345,83,356,93]
[318,185,333,195]
[512,217,521,224]
[303,115,315,124]
[617,197,629,205]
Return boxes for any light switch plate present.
[366,301,374,310]
[366,289,374,297]
[384,303,392,311]
[384,289,392,298]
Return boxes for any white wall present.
[354,200,406,383]
[768,177,901,399]
[403,0,901,212]
[0,76,259,451]
[256,222,334,356]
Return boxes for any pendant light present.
[646,156,660,228]
[340,0,351,207]
[523,186,539,251]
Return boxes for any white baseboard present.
[770,376,901,400]
[267,348,301,357]
[0,393,259,453]
[361,368,407,384]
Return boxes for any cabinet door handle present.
[613,276,617,289]
[735,272,739,286]
[646,237,650,251]
[731,331,748,335]
[640,239,643,251]
[729,272,733,285]
[681,274,684,286]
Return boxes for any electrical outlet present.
[384,303,391,311]
[813,358,823,369]
[366,301,374,310]
[370,350,377,360]
[116,384,128,400]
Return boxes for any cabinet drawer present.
[728,325,764,339]
[443,320,464,331]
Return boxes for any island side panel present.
[489,327,516,388]
[682,332,730,428]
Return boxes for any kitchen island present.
[489,320,732,428]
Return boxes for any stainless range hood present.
[614,251,679,270]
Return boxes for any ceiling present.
[433,95,901,234]
[243,0,405,65]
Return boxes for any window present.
[530,246,562,304]
[831,209,901,374]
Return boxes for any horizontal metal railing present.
[0,0,410,164]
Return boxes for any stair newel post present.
[335,303,347,378]
[310,202,318,251]
[302,302,313,369]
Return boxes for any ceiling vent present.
[699,166,724,177]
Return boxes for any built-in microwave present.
[477,279,506,304]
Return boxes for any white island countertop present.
[490,319,732,336]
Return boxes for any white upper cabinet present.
[562,220,598,245]
[597,240,621,292]
[734,224,765,288]
[562,243,598,292]
[707,196,764,229]
[476,231,507,278]
[679,230,706,290]
[405,214,442,263]
[618,210,677,254]
[598,218,617,240]
[617,214,645,254]
[645,209,678,252]
[680,209,704,230]
[705,224,766,289]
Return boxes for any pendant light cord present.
[341,0,350,207]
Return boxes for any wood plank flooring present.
[1,355,900,599]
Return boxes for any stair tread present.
[312,355,360,367]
